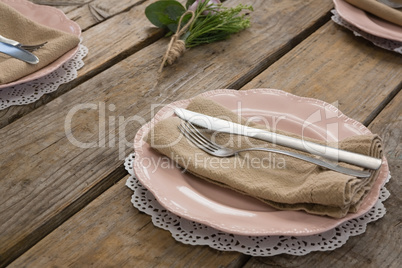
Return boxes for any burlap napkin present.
[0,2,80,85]
[146,97,383,218]
[345,0,402,27]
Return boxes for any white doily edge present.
[0,42,89,110]
[124,153,391,256]
[331,9,402,54]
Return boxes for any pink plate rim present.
[0,0,81,89]
[133,88,389,236]
[333,0,402,42]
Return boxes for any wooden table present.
[1,0,401,267]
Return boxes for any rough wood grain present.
[67,0,146,30]
[242,91,402,268]
[8,178,250,267]
[6,10,402,268]
[32,0,122,15]
[0,0,165,128]
[238,18,402,268]
[243,22,402,124]
[0,0,335,265]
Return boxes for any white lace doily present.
[125,153,390,256]
[0,43,88,110]
[331,10,402,54]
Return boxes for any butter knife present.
[174,108,382,170]
[0,41,39,64]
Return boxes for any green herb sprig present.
[145,0,253,48]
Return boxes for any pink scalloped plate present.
[0,0,81,89]
[133,89,389,236]
[334,0,402,42]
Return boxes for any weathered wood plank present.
[31,0,160,30]
[8,178,250,267]
[0,0,166,128]
[6,10,402,268]
[64,0,147,31]
[243,22,402,124]
[9,66,401,268]
[32,0,124,16]
[0,0,335,266]
[242,90,402,268]
[238,19,402,268]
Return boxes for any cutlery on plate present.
[178,121,371,178]
[0,42,39,64]
[0,34,47,52]
[174,108,382,170]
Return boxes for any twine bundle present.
[159,10,195,72]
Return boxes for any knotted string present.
[158,10,195,73]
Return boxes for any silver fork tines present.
[178,121,371,178]
[19,42,48,52]
[0,34,47,51]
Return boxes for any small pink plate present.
[133,89,389,236]
[0,0,81,89]
[334,0,402,42]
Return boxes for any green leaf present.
[185,0,197,9]
[165,5,185,21]
[168,12,194,33]
[145,0,186,28]
[154,12,176,25]
[167,23,178,33]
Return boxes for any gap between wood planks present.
[0,3,332,130]
[362,84,402,127]
[0,0,164,130]
[0,166,127,268]
[228,10,333,90]
[0,5,334,267]
[85,0,148,30]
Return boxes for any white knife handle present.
[252,131,382,170]
[173,108,382,170]
[0,35,19,46]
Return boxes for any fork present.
[0,35,47,52]
[178,122,371,178]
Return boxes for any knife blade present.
[174,108,382,170]
[0,41,39,64]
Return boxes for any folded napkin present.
[0,2,80,85]
[379,0,402,8]
[345,0,402,27]
[146,97,383,218]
